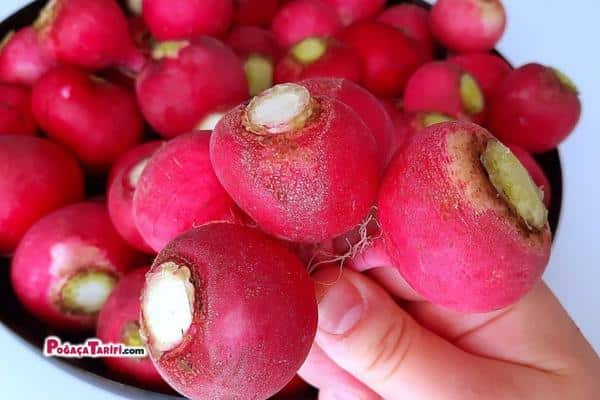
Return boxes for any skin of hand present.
[298,266,600,400]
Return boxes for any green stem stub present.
[244,55,274,97]
[152,41,190,60]
[481,139,548,231]
[422,112,454,128]
[291,37,327,65]
[60,270,118,315]
[122,321,145,348]
[460,73,485,115]
[552,67,579,95]
[0,31,14,51]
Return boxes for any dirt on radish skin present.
[108,141,163,254]
[404,61,486,124]
[337,21,424,97]
[271,0,342,48]
[0,27,55,86]
[377,3,435,60]
[275,37,362,84]
[379,121,552,312]
[488,63,581,153]
[300,78,396,166]
[430,0,506,53]
[140,223,317,400]
[142,0,232,41]
[133,131,241,253]
[10,202,141,332]
[136,38,248,138]
[210,83,381,243]
[96,268,167,391]
[35,0,145,72]
[31,66,143,172]
[0,83,37,136]
[0,136,84,255]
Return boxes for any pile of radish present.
[0,0,581,399]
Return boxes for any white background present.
[0,0,598,399]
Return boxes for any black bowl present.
[0,0,563,399]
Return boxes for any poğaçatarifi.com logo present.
[43,336,147,358]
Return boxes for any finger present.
[366,266,423,302]
[298,343,381,400]
[313,267,567,400]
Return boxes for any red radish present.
[300,78,395,165]
[34,0,145,72]
[404,61,485,123]
[0,84,37,136]
[323,0,385,25]
[0,136,84,255]
[271,0,342,48]
[449,52,512,99]
[11,202,140,332]
[507,144,552,208]
[108,141,163,254]
[0,27,55,86]
[233,0,280,27]
[96,267,166,390]
[133,131,240,252]
[210,83,380,243]
[377,3,435,60]
[226,26,282,97]
[140,223,317,400]
[32,66,143,172]
[379,121,552,312]
[275,376,311,398]
[337,21,424,97]
[142,0,232,40]
[275,37,361,84]
[488,63,581,152]
[136,38,248,138]
[430,0,506,53]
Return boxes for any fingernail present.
[318,278,364,335]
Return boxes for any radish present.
[275,37,361,84]
[271,0,342,48]
[226,26,282,97]
[133,131,241,252]
[449,52,512,99]
[489,63,581,152]
[430,0,506,53]
[0,83,37,136]
[11,202,140,331]
[507,144,552,208]
[0,135,84,255]
[337,21,424,97]
[404,61,485,123]
[127,0,143,16]
[300,78,395,166]
[108,141,163,254]
[96,267,166,390]
[210,83,380,243]
[379,121,552,312]
[142,0,232,40]
[0,27,55,86]
[377,3,435,60]
[32,66,143,172]
[233,0,280,27]
[34,0,145,72]
[136,38,248,138]
[323,0,386,25]
[140,223,317,400]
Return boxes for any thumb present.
[313,268,555,400]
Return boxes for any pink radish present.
[377,4,435,60]
[140,223,317,400]
[32,66,143,172]
[11,202,141,331]
[0,135,84,254]
[133,131,241,252]
[0,83,37,136]
[233,0,280,27]
[210,82,380,243]
[0,27,55,86]
[107,141,163,254]
[142,0,232,40]
[323,0,386,25]
[136,38,248,138]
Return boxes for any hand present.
[299,267,600,399]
